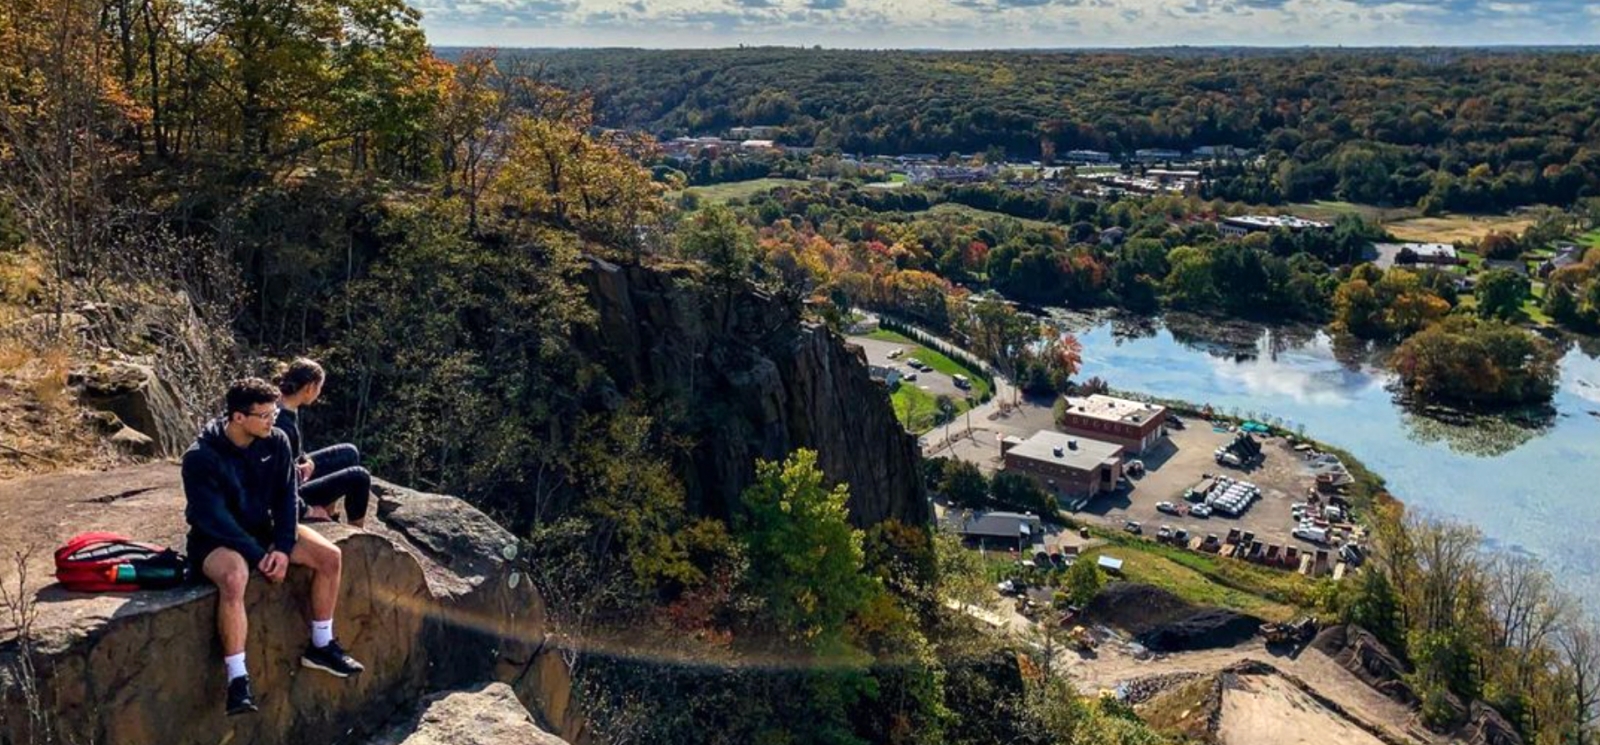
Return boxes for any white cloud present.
[418,0,1600,46]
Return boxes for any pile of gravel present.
[1135,608,1263,652]
[1086,583,1196,635]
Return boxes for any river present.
[1053,311,1600,607]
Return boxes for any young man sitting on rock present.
[183,378,365,716]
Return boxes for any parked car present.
[1123,520,1142,535]
[1294,525,1329,544]
[902,371,919,382]
[1155,501,1180,515]
[887,348,904,359]
[1173,528,1190,544]
[1156,525,1173,541]
[1167,414,1186,430]
[1190,503,1213,518]
[953,373,971,390]
[908,359,927,370]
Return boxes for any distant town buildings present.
[1134,148,1184,162]
[1064,149,1112,163]
[727,125,781,139]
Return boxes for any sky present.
[415,0,1600,48]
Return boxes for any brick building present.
[1001,431,1123,498]
[1057,394,1168,454]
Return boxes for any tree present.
[1558,621,1600,745]
[1479,231,1521,260]
[1475,269,1531,321]
[736,449,879,648]
[938,460,989,508]
[1485,553,1571,689]
[1063,557,1102,608]
[935,394,958,442]
[677,203,757,331]
[1391,317,1559,406]
[989,472,1054,518]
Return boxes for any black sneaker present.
[301,638,364,678]
[226,676,259,716]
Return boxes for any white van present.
[1293,525,1329,544]
[952,374,971,389]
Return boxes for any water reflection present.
[1399,407,1552,458]
[1060,312,1600,605]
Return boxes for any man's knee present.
[213,561,249,602]
[307,541,342,575]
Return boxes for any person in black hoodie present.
[184,378,365,717]
[273,358,371,528]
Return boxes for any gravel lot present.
[1075,425,1316,547]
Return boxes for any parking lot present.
[850,335,972,400]
[1075,424,1316,547]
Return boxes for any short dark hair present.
[225,378,280,417]
[274,357,325,395]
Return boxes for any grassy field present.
[865,329,992,432]
[1385,213,1537,244]
[1288,200,1418,225]
[1581,229,1600,248]
[678,178,809,205]
[1079,534,1311,622]
[919,202,1058,231]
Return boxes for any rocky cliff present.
[579,258,927,528]
[0,464,576,745]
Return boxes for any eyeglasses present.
[244,409,278,422]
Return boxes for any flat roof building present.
[1058,394,1169,454]
[1218,215,1332,237]
[1001,430,1123,498]
[1373,242,1459,266]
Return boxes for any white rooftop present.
[1062,394,1166,426]
[1223,215,1332,231]
[1006,430,1122,471]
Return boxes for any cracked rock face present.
[70,360,195,457]
[0,465,573,745]
[578,259,928,529]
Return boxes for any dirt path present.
[1064,637,1441,745]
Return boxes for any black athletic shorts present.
[186,530,272,581]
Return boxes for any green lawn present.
[887,172,910,183]
[1288,200,1417,225]
[918,202,1058,231]
[1079,533,1315,622]
[1581,229,1600,248]
[865,329,992,432]
[677,178,808,206]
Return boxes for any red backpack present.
[54,532,188,592]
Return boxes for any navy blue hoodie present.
[275,404,304,461]
[182,417,299,565]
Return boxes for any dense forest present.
[503,47,1600,212]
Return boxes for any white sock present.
[311,618,334,648]
[224,652,248,681]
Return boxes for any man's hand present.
[258,550,290,583]
[296,459,315,482]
